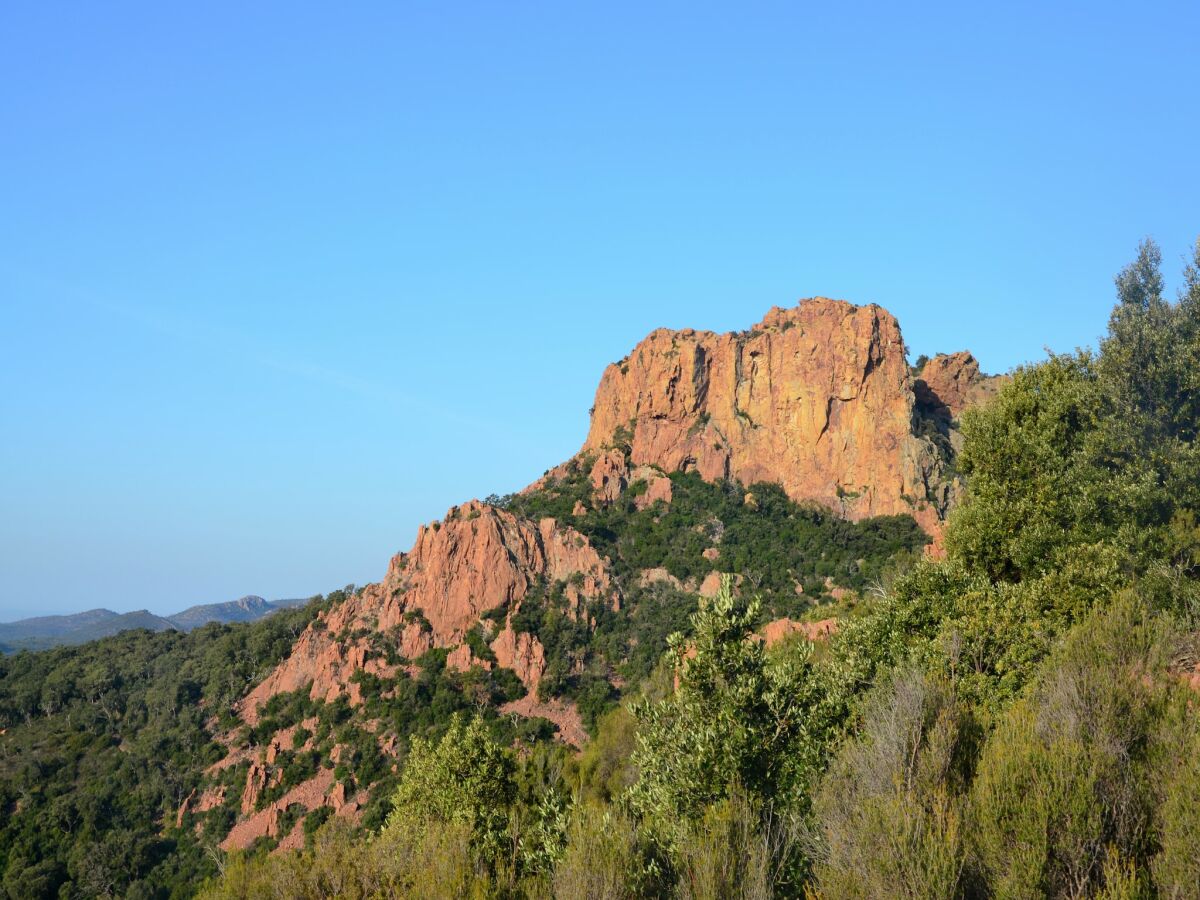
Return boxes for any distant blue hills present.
[0,595,309,653]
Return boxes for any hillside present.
[119,299,960,866]
[190,240,1200,899]
[167,597,289,632]
[0,297,975,896]
[0,609,176,653]
[0,599,330,898]
[18,260,1200,900]
[0,597,306,653]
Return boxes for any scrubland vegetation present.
[197,239,1200,898]
[5,238,1200,898]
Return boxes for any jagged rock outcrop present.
[585,451,673,511]
[176,786,226,828]
[915,351,999,422]
[240,500,617,722]
[583,298,994,534]
[220,767,366,852]
[638,567,683,590]
[491,624,547,690]
[635,468,673,509]
[590,450,628,505]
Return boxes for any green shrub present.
[627,578,833,849]
[967,595,1169,897]
[551,804,649,900]
[382,714,516,867]
[810,671,975,899]
[673,793,777,900]
[1147,698,1200,898]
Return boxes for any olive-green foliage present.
[949,239,1200,584]
[947,352,1107,581]
[967,594,1173,898]
[812,577,1200,900]
[382,714,516,866]
[0,596,329,900]
[672,792,781,900]
[626,578,833,851]
[825,543,1132,720]
[1104,238,1200,448]
[810,671,976,899]
[198,816,498,900]
[1147,699,1200,899]
[550,803,649,900]
[576,704,639,804]
[821,560,981,707]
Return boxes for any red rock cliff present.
[240,500,616,722]
[914,350,1001,422]
[583,298,991,533]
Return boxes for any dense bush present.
[506,466,929,614]
[499,469,929,733]
[809,671,977,899]
[626,578,830,849]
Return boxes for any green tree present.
[626,577,831,849]
[381,714,516,866]
[950,238,1200,588]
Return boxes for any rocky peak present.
[914,351,1000,423]
[239,501,617,722]
[583,297,983,533]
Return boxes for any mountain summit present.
[580,298,994,534]
[224,299,995,795]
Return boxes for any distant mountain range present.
[0,595,308,653]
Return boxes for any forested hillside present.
[195,239,1200,898]
[0,482,925,897]
[4,239,1200,899]
[0,597,331,897]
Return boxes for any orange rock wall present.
[240,500,616,721]
[584,298,971,533]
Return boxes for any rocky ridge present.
[207,297,997,853]
[582,298,994,534]
[240,499,617,726]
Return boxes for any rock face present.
[758,617,839,647]
[584,299,994,534]
[590,450,629,505]
[240,500,617,722]
[491,624,547,690]
[914,351,1001,423]
[500,695,587,748]
[585,450,674,511]
[220,767,368,852]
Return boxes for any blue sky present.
[2,1,1198,619]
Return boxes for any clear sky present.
[2,1,1198,619]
